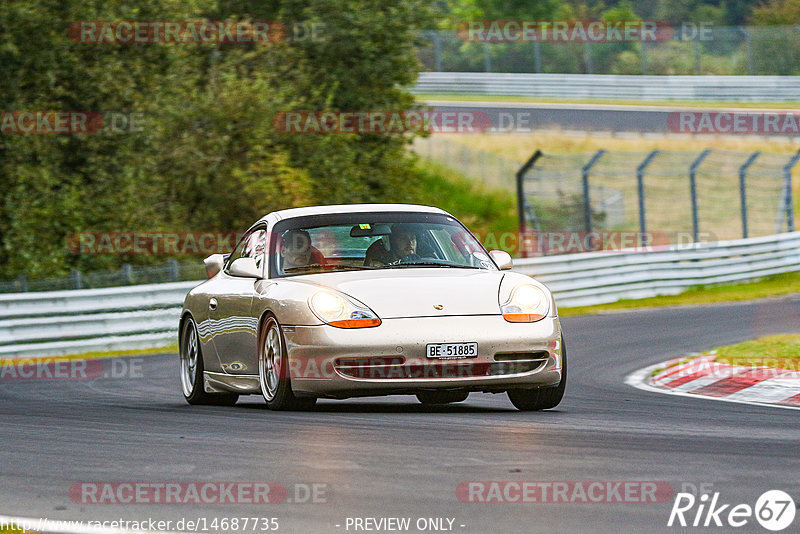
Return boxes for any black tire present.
[416,390,469,405]
[507,335,567,411]
[180,317,239,406]
[259,316,317,411]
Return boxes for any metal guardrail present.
[0,281,197,358]
[1,232,798,358]
[0,260,206,294]
[413,72,800,101]
[513,231,800,306]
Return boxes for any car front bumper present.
[282,315,563,398]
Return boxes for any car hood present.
[296,268,505,319]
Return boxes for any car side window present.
[223,233,251,273]
[247,229,267,270]
[223,228,266,273]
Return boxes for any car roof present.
[262,203,448,224]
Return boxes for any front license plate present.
[426,342,478,359]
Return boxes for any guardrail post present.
[738,151,760,238]
[640,43,648,74]
[584,42,593,74]
[516,150,542,258]
[739,27,755,75]
[636,150,659,247]
[168,259,180,282]
[689,149,712,242]
[70,269,82,290]
[582,150,606,235]
[533,41,542,73]
[122,263,133,285]
[782,149,800,232]
[693,40,702,74]
[16,274,28,292]
[432,32,442,72]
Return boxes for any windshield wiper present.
[383,261,479,269]
[283,264,378,273]
[336,265,379,270]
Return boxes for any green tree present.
[0,0,436,279]
[750,0,800,74]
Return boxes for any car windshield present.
[270,211,497,277]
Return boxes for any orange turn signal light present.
[502,313,546,323]
[328,318,382,329]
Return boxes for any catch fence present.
[518,149,798,254]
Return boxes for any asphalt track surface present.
[2,295,799,533]
[426,100,793,135]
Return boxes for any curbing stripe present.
[687,368,771,397]
[777,393,800,407]
[625,359,800,411]
[726,376,800,403]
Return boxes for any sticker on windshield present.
[480,260,493,269]
[359,224,371,230]
[473,251,489,261]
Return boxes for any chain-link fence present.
[0,260,206,294]
[418,26,800,76]
[519,149,799,252]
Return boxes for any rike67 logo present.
[668,489,795,531]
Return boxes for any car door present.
[210,227,267,375]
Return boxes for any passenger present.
[281,229,313,271]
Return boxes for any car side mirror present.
[228,257,262,279]
[489,250,513,270]
[204,254,225,278]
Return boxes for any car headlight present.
[309,291,381,329]
[500,284,550,323]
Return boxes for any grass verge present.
[0,344,177,365]
[648,334,800,377]
[714,334,800,368]
[410,159,518,241]
[429,131,800,161]
[559,272,800,317]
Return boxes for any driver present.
[364,224,418,266]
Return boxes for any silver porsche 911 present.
[179,204,565,411]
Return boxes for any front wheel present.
[507,336,567,411]
[259,316,316,411]
[180,317,238,406]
